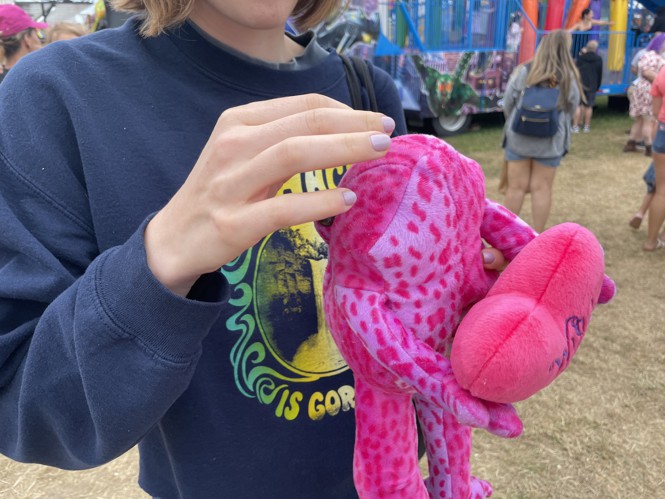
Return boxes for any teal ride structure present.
[314,0,665,135]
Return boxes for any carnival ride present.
[320,0,665,135]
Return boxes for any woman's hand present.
[145,94,396,296]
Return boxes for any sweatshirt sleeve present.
[0,59,227,469]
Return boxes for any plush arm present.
[335,285,522,438]
[481,199,615,303]
[481,199,538,262]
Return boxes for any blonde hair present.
[45,22,88,44]
[110,0,345,37]
[525,30,585,110]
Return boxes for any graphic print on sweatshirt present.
[221,165,354,422]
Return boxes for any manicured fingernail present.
[370,134,391,151]
[343,190,357,206]
[482,250,495,264]
[382,116,396,134]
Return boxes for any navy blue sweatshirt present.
[0,19,405,499]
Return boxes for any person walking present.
[644,65,665,250]
[624,33,665,157]
[501,29,583,233]
[572,39,603,133]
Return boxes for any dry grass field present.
[2,99,664,498]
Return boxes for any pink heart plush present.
[451,223,616,403]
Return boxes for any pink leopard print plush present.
[315,134,614,498]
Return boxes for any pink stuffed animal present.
[315,134,615,498]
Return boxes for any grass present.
[444,96,665,499]
[2,97,664,498]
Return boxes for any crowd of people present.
[500,9,665,252]
[622,19,665,250]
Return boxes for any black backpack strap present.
[340,53,378,112]
[351,56,378,112]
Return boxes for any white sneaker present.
[583,125,590,133]
[572,126,580,133]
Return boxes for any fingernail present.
[382,116,396,134]
[370,134,391,151]
[482,250,495,264]
[343,190,357,206]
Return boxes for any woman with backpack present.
[501,29,583,233]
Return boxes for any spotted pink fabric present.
[316,134,616,498]
[316,134,545,498]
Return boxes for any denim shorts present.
[504,147,561,167]
[653,122,665,154]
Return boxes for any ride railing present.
[537,28,637,95]
[378,0,516,52]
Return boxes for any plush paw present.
[599,275,616,304]
[451,223,610,403]
[484,401,523,438]
[440,373,491,429]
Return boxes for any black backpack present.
[511,72,560,138]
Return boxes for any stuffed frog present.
[315,134,615,498]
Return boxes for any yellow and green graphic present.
[222,165,355,422]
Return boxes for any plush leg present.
[353,378,428,498]
[415,397,492,499]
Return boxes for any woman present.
[644,65,665,250]
[502,29,583,233]
[624,33,665,156]
[568,8,613,57]
[0,4,47,84]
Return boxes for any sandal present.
[629,214,643,229]
[643,238,665,252]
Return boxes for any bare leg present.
[630,192,654,228]
[630,117,643,141]
[584,106,593,127]
[638,192,654,216]
[642,117,654,147]
[502,159,532,217]
[573,107,582,128]
[528,160,557,233]
[644,153,665,250]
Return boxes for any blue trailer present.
[314,1,665,135]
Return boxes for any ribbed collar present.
[143,19,344,97]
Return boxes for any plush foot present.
[470,476,493,498]
[629,214,643,229]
